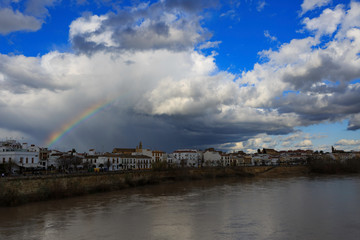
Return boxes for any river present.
[1,175,360,240]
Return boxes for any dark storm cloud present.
[149,22,170,37]
[58,107,295,153]
[70,34,107,55]
[348,114,360,130]
[0,106,49,143]
[275,84,360,124]
[120,109,295,152]
[282,53,360,92]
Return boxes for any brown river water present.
[1,175,360,240]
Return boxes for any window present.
[32,158,34,163]
[26,158,28,164]
[20,157,23,163]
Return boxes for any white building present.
[83,152,152,171]
[251,154,279,166]
[122,154,152,170]
[173,149,202,167]
[221,153,231,166]
[0,140,41,173]
[166,154,176,167]
[203,149,221,167]
[47,150,64,170]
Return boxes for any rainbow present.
[45,99,112,148]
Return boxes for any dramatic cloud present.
[0,49,299,151]
[0,0,359,152]
[300,0,331,15]
[0,8,42,34]
[69,0,216,54]
[239,2,360,127]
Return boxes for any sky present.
[0,0,359,153]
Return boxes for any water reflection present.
[1,176,360,240]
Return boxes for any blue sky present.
[0,0,359,153]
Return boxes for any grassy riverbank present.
[0,166,311,207]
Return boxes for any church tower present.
[136,141,143,153]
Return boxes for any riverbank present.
[0,166,308,206]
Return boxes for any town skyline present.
[1,138,358,156]
[0,0,360,153]
[1,138,359,176]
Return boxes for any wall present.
[0,166,309,206]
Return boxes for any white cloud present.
[295,139,313,148]
[264,30,277,42]
[302,5,344,37]
[69,15,118,48]
[24,0,58,17]
[335,139,360,146]
[217,130,328,153]
[300,0,331,16]
[336,1,360,39]
[218,134,278,153]
[334,138,360,151]
[69,15,107,37]
[198,41,222,49]
[220,9,236,18]
[0,8,42,34]
[256,0,266,12]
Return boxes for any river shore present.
[0,166,309,206]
